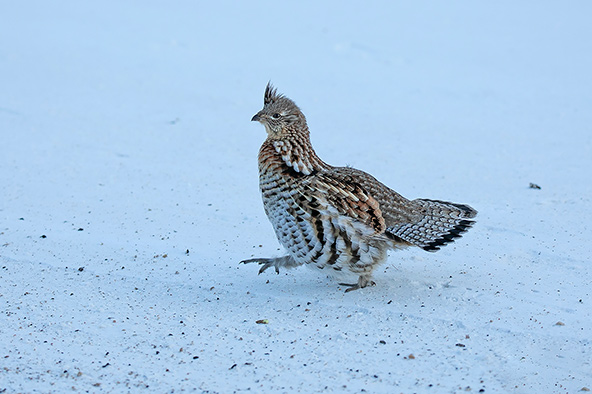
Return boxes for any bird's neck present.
[259,133,329,176]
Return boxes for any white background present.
[1,2,591,393]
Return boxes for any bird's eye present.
[272,113,281,119]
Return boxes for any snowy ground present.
[1,2,591,393]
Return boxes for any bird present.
[241,83,477,292]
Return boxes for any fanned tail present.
[387,199,477,252]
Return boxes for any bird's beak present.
[251,113,261,122]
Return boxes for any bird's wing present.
[328,167,422,227]
[298,170,386,235]
[297,167,418,236]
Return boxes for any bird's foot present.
[340,276,376,293]
[240,258,280,275]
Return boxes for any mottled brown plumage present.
[242,83,477,292]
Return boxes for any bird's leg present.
[240,255,301,275]
[340,275,376,293]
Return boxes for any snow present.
[1,1,591,393]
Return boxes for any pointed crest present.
[264,81,283,105]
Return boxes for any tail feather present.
[388,199,477,252]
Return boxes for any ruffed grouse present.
[242,83,477,292]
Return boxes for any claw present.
[240,258,280,275]
[258,261,280,275]
[340,278,376,293]
[339,282,359,293]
